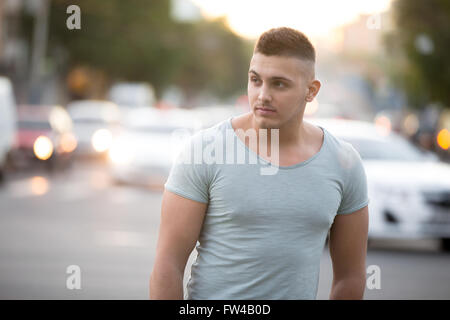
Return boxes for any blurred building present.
[316,11,406,122]
[336,12,393,54]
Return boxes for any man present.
[150,27,369,300]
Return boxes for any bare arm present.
[328,205,369,300]
[150,190,208,299]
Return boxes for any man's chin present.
[253,115,280,129]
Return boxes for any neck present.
[248,112,308,149]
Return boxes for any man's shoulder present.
[192,117,230,140]
[178,117,231,159]
[319,126,356,154]
[317,127,363,172]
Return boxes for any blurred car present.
[108,82,156,108]
[108,108,202,187]
[67,100,121,159]
[0,77,17,181]
[193,105,244,129]
[9,105,76,170]
[310,117,450,251]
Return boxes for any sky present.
[190,0,392,40]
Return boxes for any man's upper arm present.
[336,143,370,215]
[156,131,211,270]
[154,190,208,271]
[329,205,369,280]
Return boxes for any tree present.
[384,0,450,109]
[45,0,252,101]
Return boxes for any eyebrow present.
[248,69,293,83]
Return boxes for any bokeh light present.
[33,136,54,160]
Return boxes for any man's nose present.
[257,83,272,103]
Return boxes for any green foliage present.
[47,0,252,100]
[385,0,450,109]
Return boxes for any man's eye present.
[274,81,285,88]
[250,77,259,82]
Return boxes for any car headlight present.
[33,136,54,160]
[60,132,78,153]
[108,141,134,165]
[92,129,113,152]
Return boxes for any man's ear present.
[305,79,321,102]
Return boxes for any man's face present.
[247,52,313,129]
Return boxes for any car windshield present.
[343,137,426,161]
[18,121,51,131]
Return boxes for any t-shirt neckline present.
[227,116,328,170]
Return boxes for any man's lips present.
[255,107,276,112]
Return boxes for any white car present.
[108,82,155,108]
[310,118,450,251]
[67,100,121,158]
[0,77,17,182]
[108,108,202,187]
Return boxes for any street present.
[0,160,449,300]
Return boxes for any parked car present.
[67,100,121,159]
[0,77,17,182]
[310,117,450,251]
[9,105,76,170]
[108,108,202,187]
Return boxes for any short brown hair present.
[254,27,315,63]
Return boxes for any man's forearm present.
[329,276,365,300]
[150,263,184,300]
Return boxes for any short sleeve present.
[164,134,210,204]
[336,145,370,215]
